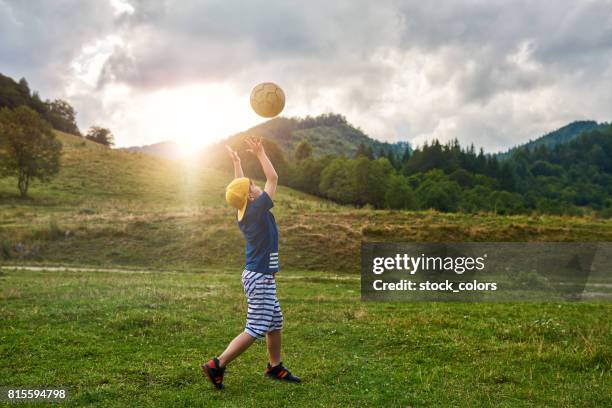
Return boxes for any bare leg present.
[218,332,256,367]
[266,329,282,367]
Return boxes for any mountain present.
[124,113,411,162]
[499,120,608,158]
[217,113,410,159]
[121,141,185,161]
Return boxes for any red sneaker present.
[202,357,225,389]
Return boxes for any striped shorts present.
[241,269,283,339]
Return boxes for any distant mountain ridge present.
[121,141,184,161]
[214,113,410,159]
[123,113,411,160]
[498,120,609,158]
[123,117,610,162]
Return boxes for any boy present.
[202,136,301,389]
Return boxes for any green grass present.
[0,267,610,407]
[1,132,611,406]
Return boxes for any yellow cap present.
[225,177,250,221]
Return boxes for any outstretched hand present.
[245,136,277,198]
[245,136,264,156]
[225,145,240,163]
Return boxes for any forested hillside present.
[210,124,612,217]
[499,121,607,159]
[3,71,610,218]
[0,73,80,135]
[211,113,409,160]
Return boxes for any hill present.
[1,131,612,272]
[217,114,410,159]
[121,140,185,161]
[0,72,80,135]
[125,113,410,161]
[499,120,608,159]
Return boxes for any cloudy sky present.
[1,0,611,152]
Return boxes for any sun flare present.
[98,82,262,154]
[142,83,257,154]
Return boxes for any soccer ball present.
[250,82,285,118]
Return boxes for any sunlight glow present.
[67,36,266,154]
[127,83,256,154]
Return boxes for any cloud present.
[0,0,117,90]
[1,0,611,151]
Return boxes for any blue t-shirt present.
[237,191,279,274]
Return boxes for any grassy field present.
[1,266,610,407]
[1,132,611,406]
[2,132,612,273]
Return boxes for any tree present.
[382,147,400,170]
[459,185,495,213]
[355,143,367,158]
[498,161,517,192]
[0,106,62,197]
[1,73,31,109]
[86,126,114,147]
[319,157,358,204]
[17,78,30,96]
[363,157,395,208]
[530,160,562,177]
[385,174,415,209]
[415,170,461,212]
[0,74,81,136]
[294,140,312,160]
[489,191,525,214]
[401,146,412,164]
[287,156,331,195]
[449,168,475,188]
[45,99,80,135]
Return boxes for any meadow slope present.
[1,131,612,273]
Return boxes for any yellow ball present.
[250,82,285,118]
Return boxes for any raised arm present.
[245,136,278,199]
[225,145,244,178]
